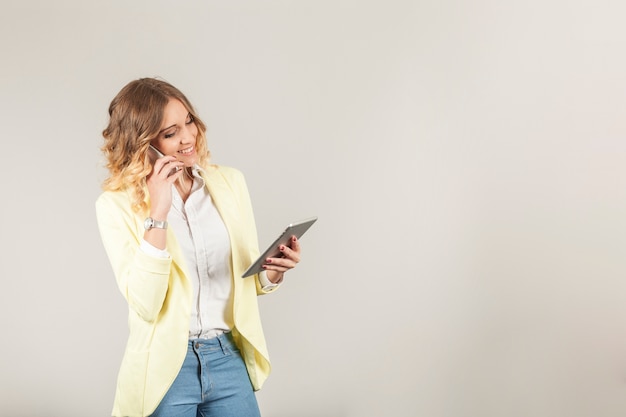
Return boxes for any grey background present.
[2,1,626,416]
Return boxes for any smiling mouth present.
[179,146,194,155]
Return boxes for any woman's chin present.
[183,158,197,168]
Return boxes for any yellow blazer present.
[96,165,272,417]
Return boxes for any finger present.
[264,257,297,270]
[289,236,301,254]
[153,155,176,167]
[278,242,301,263]
[262,263,291,273]
[156,158,184,178]
[153,155,176,170]
[164,166,185,183]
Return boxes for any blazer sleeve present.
[95,192,172,322]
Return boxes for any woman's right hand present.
[146,155,184,219]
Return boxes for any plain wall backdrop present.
[1,1,626,416]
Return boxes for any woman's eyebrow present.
[159,123,176,134]
[158,114,191,133]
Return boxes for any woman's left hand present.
[263,236,301,284]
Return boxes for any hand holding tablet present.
[242,217,318,278]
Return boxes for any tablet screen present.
[242,217,317,277]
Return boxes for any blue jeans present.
[150,332,261,417]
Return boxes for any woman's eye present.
[164,131,176,139]
[186,114,194,125]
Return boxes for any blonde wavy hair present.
[101,78,210,213]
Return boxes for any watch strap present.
[152,219,168,229]
[144,217,168,230]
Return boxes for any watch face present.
[144,217,154,230]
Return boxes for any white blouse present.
[140,166,277,339]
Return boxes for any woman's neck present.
[175,168,193,202]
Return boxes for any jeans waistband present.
[188,331,236,352]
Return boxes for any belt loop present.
[216,333,226,354]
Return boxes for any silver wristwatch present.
[144,217,168,230]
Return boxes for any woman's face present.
[150,98,199,167]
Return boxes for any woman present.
[96,78,301,417]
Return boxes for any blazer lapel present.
[199,167,246,277]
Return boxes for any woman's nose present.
[180,125,195,143]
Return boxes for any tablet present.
[242,216,318,278]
